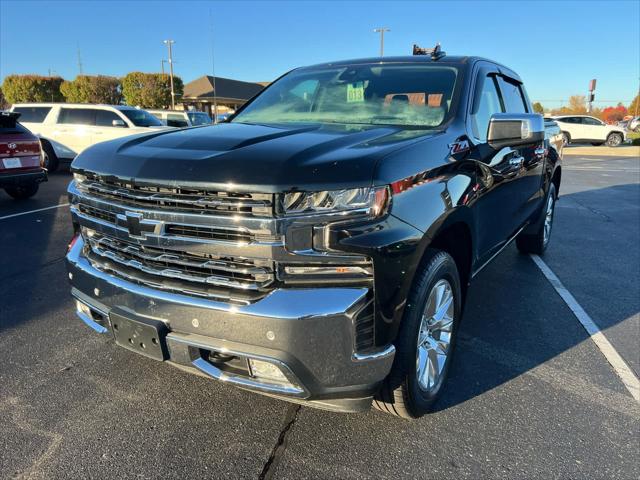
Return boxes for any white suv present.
[10,103,170,171]
[147,110,212,128]
[553,115,627,147]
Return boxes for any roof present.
[11,102,134,110]
[301,55,521,83]
[305,55,472,69]
[182,76,264,102]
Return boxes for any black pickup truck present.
[66,50,562,419]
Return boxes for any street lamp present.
[373,27,390,57]
[163,40,176,109]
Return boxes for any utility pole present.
[373,27,390,57]
[210,9,218,122]
[77,43,83,75]
[163,40,176,110]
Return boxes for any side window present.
[166,114,189,128]
[497,76,528,113]
[58,108,96,126]
[96,110,126,127]
[471,74,503,141]
[13,107,51,123]
[583,117,602,126]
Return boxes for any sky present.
[1,0,639,109]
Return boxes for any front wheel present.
[605,132,623,147]
[561,132,570,146]
[516,183,556,255]
[5,183,39,200]
[374,249,461,419]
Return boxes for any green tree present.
[532,102,544,114]
[629,94,640,117]
[0,87,8,109]
[60,75,122,104]
[1,75,64,103]
[121,72,183,108]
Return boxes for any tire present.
[561,132,570,146]
[516,183,556,255]
[374,249,462,419]
[605,132,623,147]
[5,183,39,200]
[41,141,59,172]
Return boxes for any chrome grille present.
[77,173,274,216]
[84,233,274,303]
[77,203,257,244]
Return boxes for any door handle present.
[509,156,524,167]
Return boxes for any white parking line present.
[530,254,640,402]
[0,203,70,221]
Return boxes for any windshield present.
[121,109,164,127]
[187,111,212,126]
[233,64,458,128]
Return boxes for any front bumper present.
[0,168,47,188]
[66,237,395,412]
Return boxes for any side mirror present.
[112,119,127,128]
[487,113,544,149]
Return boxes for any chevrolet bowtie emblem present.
[125,211,144,237]
[116,211,159,239]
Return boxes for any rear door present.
[54,108,96,153]
[582,116,606,141]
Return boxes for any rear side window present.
[471,75,503,141]
[583,117,602,126]
[58,108,96,126]
[95,110,125,127]
[12,106,51,123]
[166,114,189,128]
[497,77,528,113]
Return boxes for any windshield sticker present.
[347,82,365,103]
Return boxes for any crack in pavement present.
[258,405,300,480]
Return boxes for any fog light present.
[76,300,92,317]
[248,359,288,383]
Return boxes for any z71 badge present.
[449,139,470,155]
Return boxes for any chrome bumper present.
[66,236,395,410]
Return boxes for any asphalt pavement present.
[0,154,638,479]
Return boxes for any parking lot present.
[0,151,638,479]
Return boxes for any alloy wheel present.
[543,193,555,245]
[416,279,455,393]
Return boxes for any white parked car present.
[552,115,627,147]
[10,103,170,171]
[147,110,212,128]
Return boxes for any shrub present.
[1,75,64,104]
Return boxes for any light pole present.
[163,40,176,109]
[373,27,390,57]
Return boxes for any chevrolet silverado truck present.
[66,49,562,419]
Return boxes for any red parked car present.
[0,111,47,199]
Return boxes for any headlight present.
[281,187,389,217]
[73,172,86,183]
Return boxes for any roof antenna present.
[209,9,218,122]
[412,42,446,60]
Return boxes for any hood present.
[72,122,439,192]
